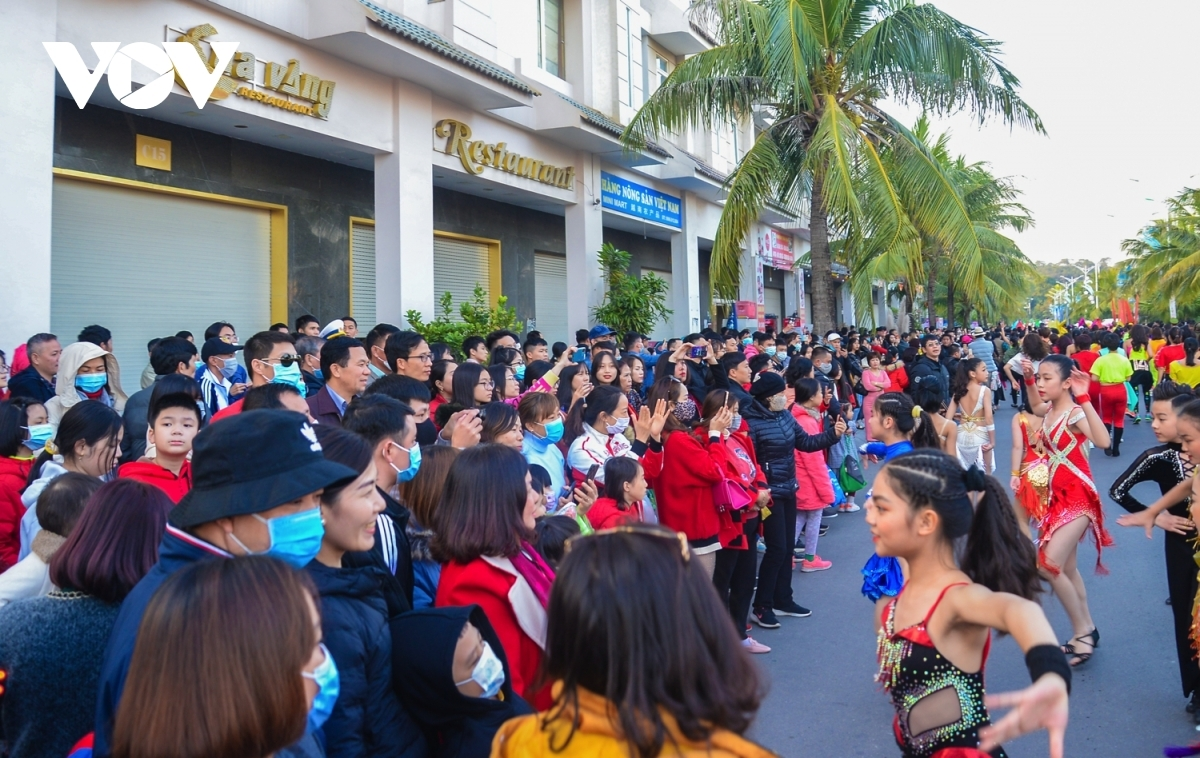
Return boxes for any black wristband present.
[1025,644,1071,695]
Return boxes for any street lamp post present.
[1071,261,1098,308]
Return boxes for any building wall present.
[52,100,374,326]
[603,228,671,276]
[432,187,566,323]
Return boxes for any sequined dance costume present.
[956,388,994,473]
[1036,405,1114,575]
[1013,413,1049,524]
[877,584,1003,758]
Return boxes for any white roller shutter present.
[350,222,376,328]
[534,253,568,346]
[433,235,491,320]
[646,269,672,342]
[51,178,270,396]
[764,287,783,322]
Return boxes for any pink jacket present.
[790,405,835,511]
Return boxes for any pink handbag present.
[712,479,753,510]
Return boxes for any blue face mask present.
[23,423,54,452]
[313,369,324,381]
[765,346,778,356]
[75,373,107,393]
[271,362,307,398]
[303,643,340,733]
[742,338,752,346]
[389,441,421,482]
[455,641,506,699]
[541,417,564,444]
[368,363,386,380]
[228,507,325,568]
[220,357,239,380]
[513,364,526,381]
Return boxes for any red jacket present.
[886,365,908,393]
[436,556,551,710]
[703,430,767,550]
[0,456,33,571]
[647,428,727,544]
[586,497,642,531]
[211,398,244,422]
[118,460,193,503]
[790,407,836,511]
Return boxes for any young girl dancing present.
[860,392,942,604]
[1023,354,1113,667]
[868,450,1070,758]
[1110,382,1200,716]
[947,358,996,473]
[1007,408,1047,540]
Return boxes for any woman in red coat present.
[433,444,556,709]
[643,377,733,580]
[0,400,48,571]
[699,390,773,654]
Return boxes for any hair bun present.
[963,465,987,493]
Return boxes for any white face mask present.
[605,415,630,436]
[768,395,789,412]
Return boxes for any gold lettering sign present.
[434,119,574,190]
[173,24,335,119]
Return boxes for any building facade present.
[4,0,813,391]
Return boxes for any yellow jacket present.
[491,684,776,758]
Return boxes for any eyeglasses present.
[477,380,496,390]
[260,354,299,367]
[402,353,434,364]
[564,526,690,562]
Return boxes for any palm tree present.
[1123,188,1200,316]
[621,0,1043,332]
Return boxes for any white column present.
[669,192,701,336]
[565,152,605,333]
[783,271,797,321]
[1,0,56,355]
[737,235,758,331]
[374,79,434,328]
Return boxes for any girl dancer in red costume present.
[1022,354,1113,666]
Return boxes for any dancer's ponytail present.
[963,473,1041,601]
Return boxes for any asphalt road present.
[748,401,1194,757]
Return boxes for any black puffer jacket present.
[304,561,428,758]
[741,398,840,496]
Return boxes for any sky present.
[884,0,1200,265]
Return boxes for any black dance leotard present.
[877,583,1004,758]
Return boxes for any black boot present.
[1103,425,1113,456]
[1111,426,1123,457]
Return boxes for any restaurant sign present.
[434,119,575,190]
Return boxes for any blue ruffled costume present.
[860,440,914,602]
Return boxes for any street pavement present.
[748,400,1194,756]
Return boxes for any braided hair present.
[881,450,1041,601]
[874,392,940,450]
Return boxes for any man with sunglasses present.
[211,331,302,422]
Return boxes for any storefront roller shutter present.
[646,269,673,342]
[51,178,271,396]
[433,235,491,320]
[534,253,568,346]
[764,287,783,322]
[350,221,376,328]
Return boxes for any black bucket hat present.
[169,410,357,529]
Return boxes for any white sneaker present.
[839,502,861,513]
[742,636,771,654]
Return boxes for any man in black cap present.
[198,336,243,418]
[93,410,357,757]
[740,373,846,629]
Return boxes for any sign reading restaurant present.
[434,119,575,190]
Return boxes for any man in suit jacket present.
[306,336,370,426]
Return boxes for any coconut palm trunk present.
[810,175,836,333]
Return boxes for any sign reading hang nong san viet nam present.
[435,119,575,190]
[173,24,335,118]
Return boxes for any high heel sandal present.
[1061,629,1099,666]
